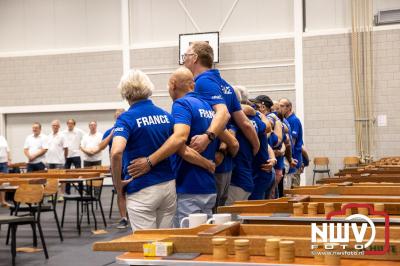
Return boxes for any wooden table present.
[66,168,110,174]
[0,177,46,186]
[116,252,400,266]
[93,223,400,262]
[0,172,101,181]
[218,195,400,217]
[318,174,400,184]
[285,183,400,195]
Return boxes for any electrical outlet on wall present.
[377,115,387,127]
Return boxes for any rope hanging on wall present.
[350,0,374,163]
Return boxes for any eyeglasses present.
[279,104,289,108]
[181,53,196,62]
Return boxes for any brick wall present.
[303,33,356,182]
[303,29,400,183]
[373,29,400,159]
[0,51,123,106]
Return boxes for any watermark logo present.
[310,203,390,256]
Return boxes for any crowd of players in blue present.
[108,41,309,231]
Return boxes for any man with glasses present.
[279,98,304,187]
[182,41,259,207]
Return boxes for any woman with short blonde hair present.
[111,69,176,231]
[119,70,154,104]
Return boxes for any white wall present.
[373,0,400,13]
[306,0,400,32]
[0,0,121,52]
[130,0,294,45]
[1,0,400,53]
[306,0,351,31]
[5,110,116,165]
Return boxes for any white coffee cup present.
[180,213,208,228]
[206,213,232,225]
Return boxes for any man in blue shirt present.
[101,108,130,229]
[279,98,304,187]
[183,41,259,209]
[111,70,177,231]
[183,41,259,155]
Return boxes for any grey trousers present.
[174,193,217,228]
[225,185,251,206]
[286,169,301,188]
[215,171,232,207]
[126,180,176,232]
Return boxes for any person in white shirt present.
[63,119,85,169]
[0,135,11,207]
[80,121,103,167]
[23,122,48,172]
[46,120,68,169]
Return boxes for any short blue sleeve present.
[102,128,113,140]
[195,77,225,106]
[268,133,279,148]
[229,88,242,113]
[266,114,276,128]
[228,123,238,133]
[258,119,266,135]
[113,115,131,140]
[291,119,303,146]
[172,100,192,126]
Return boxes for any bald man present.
[47,120,68,169]
[128,67,218,226]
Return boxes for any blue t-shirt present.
[266,113,285,170]
[195,69,242,173]
[172,92,218,194]
[194,69,241,114]
[113,99,175,194]
[102,127,114,151]
[253,113,269,169]
[282,118,296,174]
[286,113,303,169]
[231,114,265,193]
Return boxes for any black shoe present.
[117,218,128,229]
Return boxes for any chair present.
[7,179,63,242]
[312,157,331,185]
[109,188,116,219]
[61,178,107,234]
[344,156,359,169]
[4,184,48,265]
[43,179,63,241]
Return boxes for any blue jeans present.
[0,162,8,173]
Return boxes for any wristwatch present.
[205,131,216,141]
